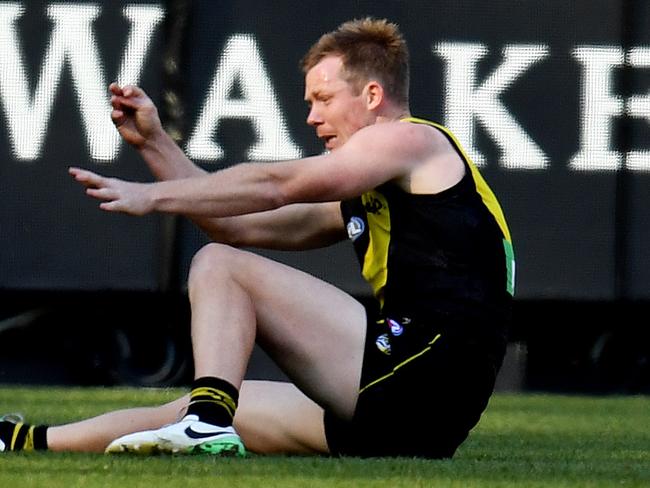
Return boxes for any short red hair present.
[301,17,410,107]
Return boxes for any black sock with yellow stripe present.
[185,377,238,427]
[0,420,48,451]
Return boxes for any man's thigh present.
[235,380,329,454]
[213,246,368,419]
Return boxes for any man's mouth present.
[323,135,337,149]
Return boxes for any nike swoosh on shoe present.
[184,426,231,439]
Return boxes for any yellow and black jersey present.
[340,118,515,329]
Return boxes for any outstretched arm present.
[80,84,453,247]
[106,84,346,249]
[69,165,346,249]
[72,105,451,217]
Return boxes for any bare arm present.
[72,118,449,217]
[210,202,347,250]
[75,85,461,246]
[108,84,346,249]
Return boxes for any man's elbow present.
[269,185,291,209]
[190,217,246,248]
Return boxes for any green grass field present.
[0,386,648,487]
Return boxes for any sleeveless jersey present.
[340,118,515,331]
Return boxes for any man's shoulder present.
[360,119,444,147]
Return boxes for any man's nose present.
[306,106,322,126]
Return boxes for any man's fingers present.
[69,167,106,188]
[110,82,150,112]
[108,82,123,96]
[111,109,125,126]
[99,201,121,212]
[86,187,116,201]
[68,166,96,182]
[109,83,145,98]
[111,93,150,114]
[69,165,145,215]
[120,84,145,98]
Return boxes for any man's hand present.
[69,167,155,216]
[109,82,163,148]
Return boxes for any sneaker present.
[105,415,246,456]
[0,414,25,452]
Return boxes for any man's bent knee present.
[188,243,243,285]
[187,244,266,306]
[190,243,237,271]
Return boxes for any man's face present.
[304,56,374,151]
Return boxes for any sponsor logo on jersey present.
[363,196,383,214]
[387,318,403,336]
[375,333,391,355]
[346,216,365,241]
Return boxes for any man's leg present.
[3,243,366,454]
[8,379,324,454]
[235,380,329,454]
[105,243,367,454]
[45,395,189,453]
[186,243,367,420]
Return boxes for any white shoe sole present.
[105,434,246,457]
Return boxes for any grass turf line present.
[0,386,648,487]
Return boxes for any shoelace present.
[0,413,24,423]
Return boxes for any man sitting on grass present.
[1,17,514,458]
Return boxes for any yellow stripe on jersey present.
[361,190,391,307]
[401,117,515,295]
[400,117,512,243]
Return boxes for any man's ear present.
[364,81,384,110]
